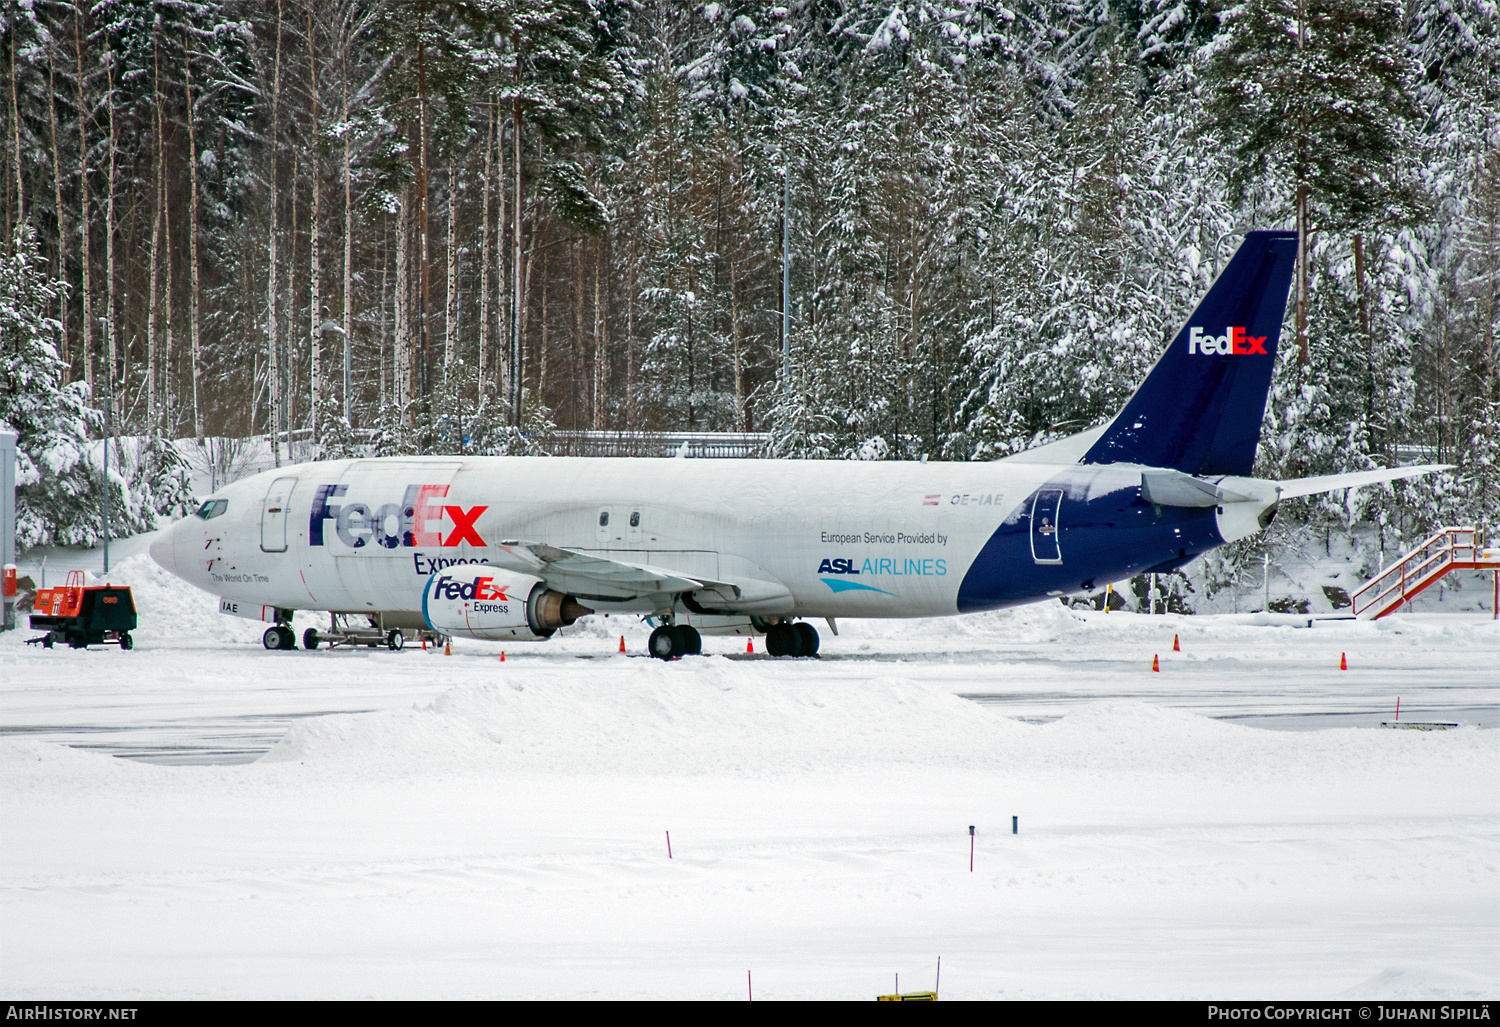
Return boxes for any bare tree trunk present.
[537,242,549,409]
[728,252,745,432]
[73,2,92,396]
[267,0,283,465]
[341,18,353,424]
[286,150,299,439]
[626,236,635,432]
[47,46,68,374]
[417,28,431,409]
[573,238,585,430]
[444,159,457,376]
[512,81,524,422]
[307,3,321,442]
[147,28,163,430]
[379,215,389,414]
[10,29,25,228]
[479,102,493,404]
[496,110,507,409]
[183,23,202,437]
[155,28,174,434]
[593,234,604,429]
[394,190,411,419]
[104,48,116,423]
[1294,0,1310,369]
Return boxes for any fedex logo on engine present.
[431,574,509,602]
[309,483,487,549]
[1188,326,1267,356]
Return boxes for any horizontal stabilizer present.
[1141,470,1254,507]
[1272,464,1452,500]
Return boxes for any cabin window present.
[195,499,228,520]
[629,511,640,527]
[599,511,610,527]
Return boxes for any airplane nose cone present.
[148,527,177,576]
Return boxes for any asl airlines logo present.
[309,483,488,549]
[1188,326,1267,356]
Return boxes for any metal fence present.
[543,431,770,459]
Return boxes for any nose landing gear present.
[262,625,296,650]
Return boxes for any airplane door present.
[260,476,298,553]
[596,507,626,544]
[1030,488,1063,564]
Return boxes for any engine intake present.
[422,565,592,641]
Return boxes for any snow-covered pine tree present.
[0,225,137,546]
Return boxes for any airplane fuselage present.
[155,454,1230,625]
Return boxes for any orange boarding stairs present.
[1351,526,1500,620]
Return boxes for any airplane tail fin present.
[1082,230,1298,476]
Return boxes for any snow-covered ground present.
[1,543,1496,999]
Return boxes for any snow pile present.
[73,550,266,646]
[260,662,1497,781]
[261,662,1032,776]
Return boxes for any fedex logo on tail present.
[309,483,488,549]
[1188,326,1267,356]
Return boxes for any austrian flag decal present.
[1188,325,1267,356]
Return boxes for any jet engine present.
[421,565,592,641]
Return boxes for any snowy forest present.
[0,0,1497,585]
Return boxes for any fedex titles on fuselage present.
[1188,325,1267,356]
[309,483,489,573]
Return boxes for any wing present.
[488,540,792,613]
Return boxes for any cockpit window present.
[195,499,228,520]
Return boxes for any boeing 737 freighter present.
[149,231,1444,658]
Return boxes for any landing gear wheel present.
[302,628,320,650]
[648,625,683,660]
[118,632,133,651]
[765,623,800,657]
[263,627,282,650]
[280,626,297,650]
[387,630,404,650]
[676,625,702,655]
[793,622,819,657]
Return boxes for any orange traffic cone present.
[619,635,626,654]
[1340,652,1347,670]
[747,637,754,653]
[422,637,427,651]
[444,640,451,655]
[1173,634,1180,652]
[1152,654,1160,672]
[500,651,506,662]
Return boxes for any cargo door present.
[1030,488,1063,564]
[260,476,298,553]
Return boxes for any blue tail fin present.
[1082,230,1298,476]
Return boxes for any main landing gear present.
[648,623,702,660]
[764,621,819,658]
[643,619,821,660]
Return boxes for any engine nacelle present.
[421,566,593,641]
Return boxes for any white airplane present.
[150,231,1445,658]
